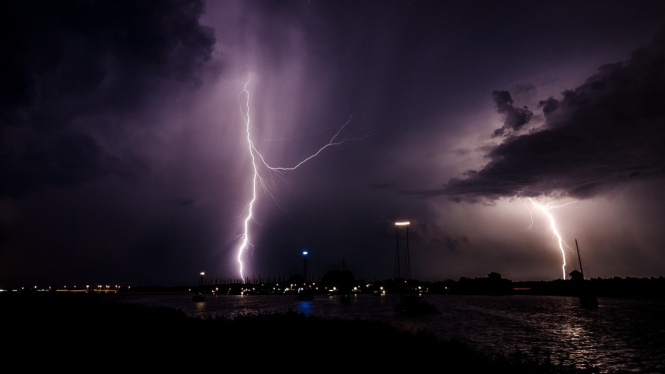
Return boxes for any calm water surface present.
[108,293,665,373]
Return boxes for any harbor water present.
[107,293,665,374]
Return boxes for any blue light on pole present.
[302,250,308,283]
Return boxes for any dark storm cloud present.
[490,90,533,138]
[0,0,215,197]
[440,26,665,202]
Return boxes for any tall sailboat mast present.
[575,239,584,280]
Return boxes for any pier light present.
[395,221,410,226]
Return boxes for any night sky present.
[3,0,665,288]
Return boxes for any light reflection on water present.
[108,293,664,374]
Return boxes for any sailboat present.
[573,239,598,309]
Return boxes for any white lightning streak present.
[236,80,259,282]
[235,78,365,281]
[527,198,576,279]
[253,115,357,171]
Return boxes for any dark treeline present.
[81,271,664,300]
[424,273,665,299]
[10,270,664,299]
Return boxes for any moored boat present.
[572,239,598,309]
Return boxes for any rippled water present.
[107,293,665,373]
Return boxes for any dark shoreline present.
[2,292,615,372]
[7,274,662,299]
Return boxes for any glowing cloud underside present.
[527,198,576,279]
[235,78,366,280]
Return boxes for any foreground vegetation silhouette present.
[1,292,624,372]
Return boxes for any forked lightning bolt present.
[526,198,577,279]
[235,78,366,281]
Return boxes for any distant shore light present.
[395,221,410,226]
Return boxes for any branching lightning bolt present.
[235,77,367,281]
[526,198,577,279]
